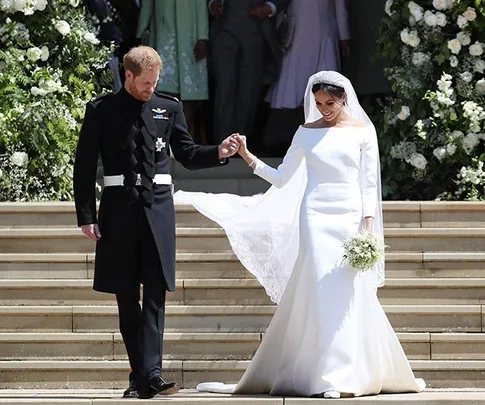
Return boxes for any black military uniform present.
[73,87,227,396]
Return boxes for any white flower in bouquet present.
[449,107,458,121]
[12,0,26,12]
[412,52,430,66]
[83,32,100,45]
[433,0,451,10]
[10,151,28,167]
[55,20,71,36]
[446,143,457,155]
[342,232,386,271]
[476,79,485,94]
[462,133,480,154]
[451,130,464,139]
[456,31,471,46]
[457,15,468,29]
[397,105,411,120]
[424,10,438,27]
[435,12,447,27]
[407,31,420,48]
[30,86,48,96]
[475,60,485,74]
[385,0,394,16]
[400,28,410,45]
[69,0,79,6]
[463,7,477,22]
[449,55,459,67]
[408,1,423,21]
[407,153,427,170]
[433,147,447,161]
[26,46,41,62]
[32,0,46,11]
[448,38,462,54]
[409,15,417,27]
[460,71,473,83]
[469,42,484,57]
[40,45,49,61]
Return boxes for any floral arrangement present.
[342,232,386,271]
[0,0,112,201]
[376,0,485,200]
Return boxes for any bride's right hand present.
[232,133,248,156]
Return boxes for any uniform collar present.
[119,86,148,106]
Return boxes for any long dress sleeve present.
[360,127,379,218]
[196,0,209,40]
[253,131,304,188]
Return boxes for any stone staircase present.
[1,201,485,401]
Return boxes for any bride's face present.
[314,90,346,122]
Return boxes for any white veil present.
[174,71,385,303]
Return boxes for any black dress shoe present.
[138,376,179,399]
[122,380,138,398]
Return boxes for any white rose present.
[476,79,485,94]
[475,60,485,73]
[397,106,411,121]
[463,7,477,21]
[435,12,447,26]
[456,31,471,46]
[460,71,473,83]
[55,20,70,36]
[409,15,417,27]
[407,30,420,48]
[33,0,47,11]
[457,15,468,29]
[462,133,480,153]
[433,147,447,161]
[447,38,462,54]
[446,143,457,155]
[433,0,448,10]
[26,47,41,62]
[409,153,427,170]
[424,10,438,26]
[10,151,28,167]
[449,55,459,67]
[69,0,79,6]
[13,0,26,12]
[40,45,49,61]
[385,0,394,16]
[408,2,423,21]
[83,32,99,45]
[469,42,484,57]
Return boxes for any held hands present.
[218,134,241,159]
[81,223,101,242]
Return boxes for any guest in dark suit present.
[73,45,239,399]
[208,0,289,142]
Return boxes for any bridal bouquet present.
[342,232,386,271]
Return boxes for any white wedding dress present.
[175,71,426,397]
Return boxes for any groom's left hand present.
[218,135,240,159]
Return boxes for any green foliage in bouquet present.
[0,0,113,201]
[376,0,485,200]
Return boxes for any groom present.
[73,46,240,399]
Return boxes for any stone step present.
[1,359,485,389]
[3,278,485,306]
[2,332,483,362]
[1,228,485,253]
[1,389,485,405]
[1,202,485,228]
[0,305,482,333]
[1,252,485,279]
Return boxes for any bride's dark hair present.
[311,82,346,104]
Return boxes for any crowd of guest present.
[85,0,351,156]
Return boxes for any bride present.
[174,71,426,398]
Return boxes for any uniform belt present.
[103,174,172,187]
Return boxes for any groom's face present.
[125,68,160,101]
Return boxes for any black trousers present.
[115,202,167,385]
